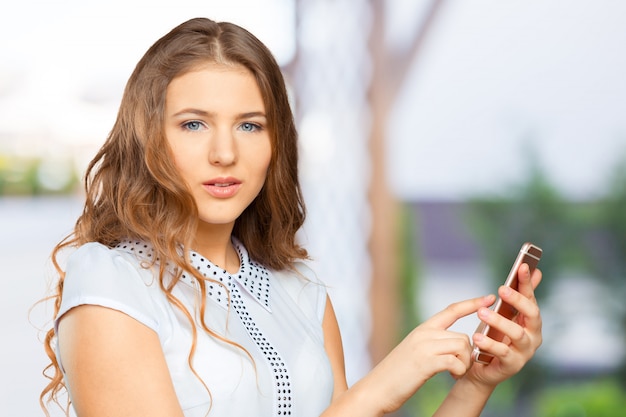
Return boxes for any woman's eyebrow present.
[171,109,266,119]
[238,111,267,119]
[171,108,210,117]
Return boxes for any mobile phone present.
[471,242,542,364]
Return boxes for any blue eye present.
[240,122,260,132]
[183,121,203,131]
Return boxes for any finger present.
[516,263,533,299]
[416,328,474,343]
[406,328,473,357]
[477,306,528,348]
[472,312,539,370]
[406,337,472,379]
[498,285,541,330]
[425,295,496,330]
[478,297,543,360]
[472,331,511,361]
[434,354,470,378]
[446,354,472,379]
[517,264,542,299]
[530,267,542,289]
[425,333,473,356]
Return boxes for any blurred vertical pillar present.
[368,0,446,365]
[289,0,445,387]
[368,0,400,366]
[290,0,374,383]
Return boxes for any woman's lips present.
[202,178,241,198]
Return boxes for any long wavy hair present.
[40,17,307,415]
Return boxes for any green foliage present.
[533,379,626,417]
[463,154,626,399]
[408,373,454,417]
[395,204,533,416]
[397,152,626,415]
[0,154,40,195]
[592,157,626,282]
[397,203,423,335]
[463,159,579,298]
[464,154,626,302]
[0,154,79,195]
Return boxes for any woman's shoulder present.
[66,241,130,262]
[69,240,152,260]
[65,241,131,274]
[57,240,164,331]
[65,241,158,279]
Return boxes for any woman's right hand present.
[322,294,497,417]
[359,294,496,415]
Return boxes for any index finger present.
[424,295,496,330]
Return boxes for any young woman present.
[41,17,543,417]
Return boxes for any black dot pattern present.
[115,239,292,416]
[115,241,152,258]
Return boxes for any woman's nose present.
[208,129,237,166]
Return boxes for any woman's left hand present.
[465,263,543,387]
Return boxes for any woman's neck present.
[192,221,240,273]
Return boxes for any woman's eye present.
[182,121,203,131]
[240,122,260,132]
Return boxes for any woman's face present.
[164,63,272,228]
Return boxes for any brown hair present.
[40,17,307,414]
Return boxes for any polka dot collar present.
[115,238,272,313]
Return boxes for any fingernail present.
[502,286,512,296]
[479,308,490,318]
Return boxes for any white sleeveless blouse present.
[55,239,334,417]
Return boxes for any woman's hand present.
[362,294,497,415]
[323,265,543,417]
[466,263,543,387]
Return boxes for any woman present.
[41,17,543,417]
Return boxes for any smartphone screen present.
[472,242,542,364]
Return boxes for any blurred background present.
[2,0,625,416]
